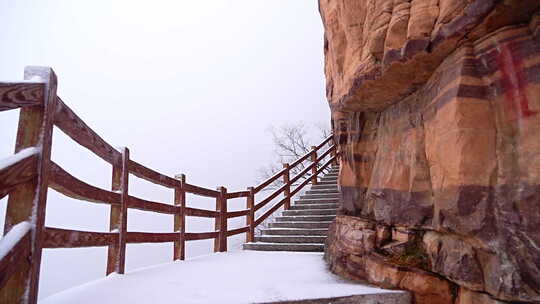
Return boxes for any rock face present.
[320,1,540,303]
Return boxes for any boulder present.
[320,2,540,302]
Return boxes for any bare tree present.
[257,122,331,189]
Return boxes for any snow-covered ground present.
[40,250,402,304]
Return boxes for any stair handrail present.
[0,66,338,304]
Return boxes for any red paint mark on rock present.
[497,44,537,120]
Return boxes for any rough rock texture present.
[320,1,540,303]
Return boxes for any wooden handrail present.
[254,183,289,211]
[183,182,220,198]
[185,207,219,218]
[253,167,287,193]
[55,98,122,165]
[127,196,179,215]
[0,66,339,304]
[44,227,118,248]
[315,135,333,150]
[128,160,179,188]
[185,231,219,241]
[49,162,122,206]
[226,190,250,199]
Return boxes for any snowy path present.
[40,251,405,304]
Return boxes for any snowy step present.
[310,184,338,190]
[305,190,339,195]
[305,188,339,194]
[255,235,326,243]
[315,180,338,185]
[260,228,328,236]
[282,209,337,216]
[269,221,332,229]
[319,178,338,183]
[243,242,324,252]
[320,174,338,179]
[295,198,339,204]
[289,203,339,210]
[299,193,339,200]
[275,215,335,222]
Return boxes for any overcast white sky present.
[0,0,329,299]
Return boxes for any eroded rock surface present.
[320,1,540,303]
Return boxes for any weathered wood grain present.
[128,195,178,214]
[10,66,57,304]
[107,162,122,275]
[254,167,286,193]
[106,148,129,275]
[0,152,38,200]
[0,230,31,290]
[43,227,117,248]
[226,226,249,237]
[184,182,220,198]
[126,232,179,243]
[226,209,249,218]
[128,160,179,188]
[49,162,121,205]
[185,207,219,218]
[0,82,44,111]
[254,183,288,212]
[185,231,219,241]
[54,98,121,165]
[116,148,129,274]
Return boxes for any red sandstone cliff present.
[320,1,540,303]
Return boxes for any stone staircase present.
[243,165,339,252]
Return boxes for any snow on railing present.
[0,66,338,304]
[0,222,31,260]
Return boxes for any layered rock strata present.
[320,1,540,303]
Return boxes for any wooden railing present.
[0,67,338,304]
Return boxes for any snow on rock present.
[0,221,31,260]
[40,251,403,304]
[0,147,40,170]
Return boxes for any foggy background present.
[0,0,329,299]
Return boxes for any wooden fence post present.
[246,187,255,243]
[106,147,129,275]
[106,161,121,274]
[282,163,291,210]
[214,187,227,252]
[174,174,186,261]
[2,67,57,304]
[310,146,318,185]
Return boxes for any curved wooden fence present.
[0,66,337,304]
